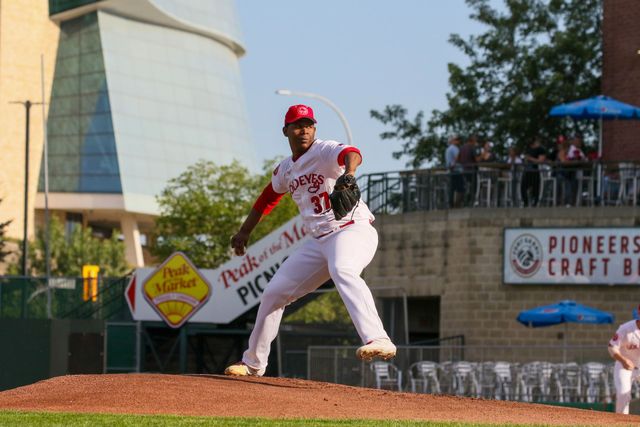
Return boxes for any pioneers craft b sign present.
[142,252,212,328]
[504,227,640,285]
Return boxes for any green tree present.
[0,200,12,264]
[9,215,128,277]
[251,160,299,244]
[152,159,299,269]
[284,291,351,325]
[371,0,602,167]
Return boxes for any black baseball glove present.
[329,174,360,220]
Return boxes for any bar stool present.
[617,162,638,206]
[497,176,513,207]
[538,165,556,207]
[475,172,492,207]
[575,169,595,207]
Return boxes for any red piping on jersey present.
[314,220,355,239]
[337,147,361,166]
[253,182,285,215]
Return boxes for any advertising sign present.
[504,228,640,285]
[125,216,308,325]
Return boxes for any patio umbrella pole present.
[563,322,568,364]
[597,116,603,201]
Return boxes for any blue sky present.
[236,0,497,175]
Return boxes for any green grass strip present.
[0,410,588,427]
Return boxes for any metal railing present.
[359,161,640,214]
[0,275,131,320]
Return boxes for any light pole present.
[10,100,43,276]
[275,89,353,144]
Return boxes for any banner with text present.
[504,228,640,285]
[125,216,309,325]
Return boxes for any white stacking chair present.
[582,362,611,404]
[370,361,402,391]
[555,362,582,403]
[408,361,441,394]
[493,361,515,400]
[451,361,481,397]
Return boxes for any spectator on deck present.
[520,138,546,207]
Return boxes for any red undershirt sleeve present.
[253,182,285,216]
[337,146,362,166]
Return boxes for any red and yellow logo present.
[142,252,211,328]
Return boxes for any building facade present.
[602,0,640,161]
[366,207,640,360]
[0,1,59,268]
[33,0,255,266]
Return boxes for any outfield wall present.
[366,207,640,361]
[0,319,103,391]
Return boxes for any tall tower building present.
[33,0,255,267]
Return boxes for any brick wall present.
[602,0,640,161]
[366,208,640,361]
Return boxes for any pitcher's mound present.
[0,374,635,425]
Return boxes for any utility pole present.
[10,100,43,276]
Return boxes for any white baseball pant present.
[614,361,640,414]
[242,221,389,372]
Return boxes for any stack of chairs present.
[367,359,620,404]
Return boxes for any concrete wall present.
[367,207,640,361]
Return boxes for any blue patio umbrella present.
[517,300,614,362]
[549,95,640,199]
[517,300,614,327]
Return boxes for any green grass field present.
[0,411,577,427]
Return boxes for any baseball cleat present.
[356,338,397,361]
[224,362,263,376]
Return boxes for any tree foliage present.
[371,0,602,167]
[284,291,351,325]
[152,159,299,269]
[0,200,12,264]
[8,215,128,277]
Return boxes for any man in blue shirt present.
[445,135,463,208]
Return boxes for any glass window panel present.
[81,153,119,175]
[82,134,116,154]
[56,38,80,58]
[48,136,81,156]
[79,52,104,74]
[51,76,80,97]
[49,0,101,16]
[48,96,81,117]
[84,113,113,134]
[80,30,101,54]
[48,115,80,136]
[80,72,105,92]
[55,56,80,78]
[79,176,122,193]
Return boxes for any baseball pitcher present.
[608,310,640,414]
[224,104,396,376]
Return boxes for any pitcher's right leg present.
[225,240,329,376]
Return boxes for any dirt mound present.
[0,374,635,425]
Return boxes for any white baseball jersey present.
[271,139,374,238]
[609,320,640,366]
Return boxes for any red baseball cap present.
[284,104,316,125]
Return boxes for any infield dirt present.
[0,374,637,425]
